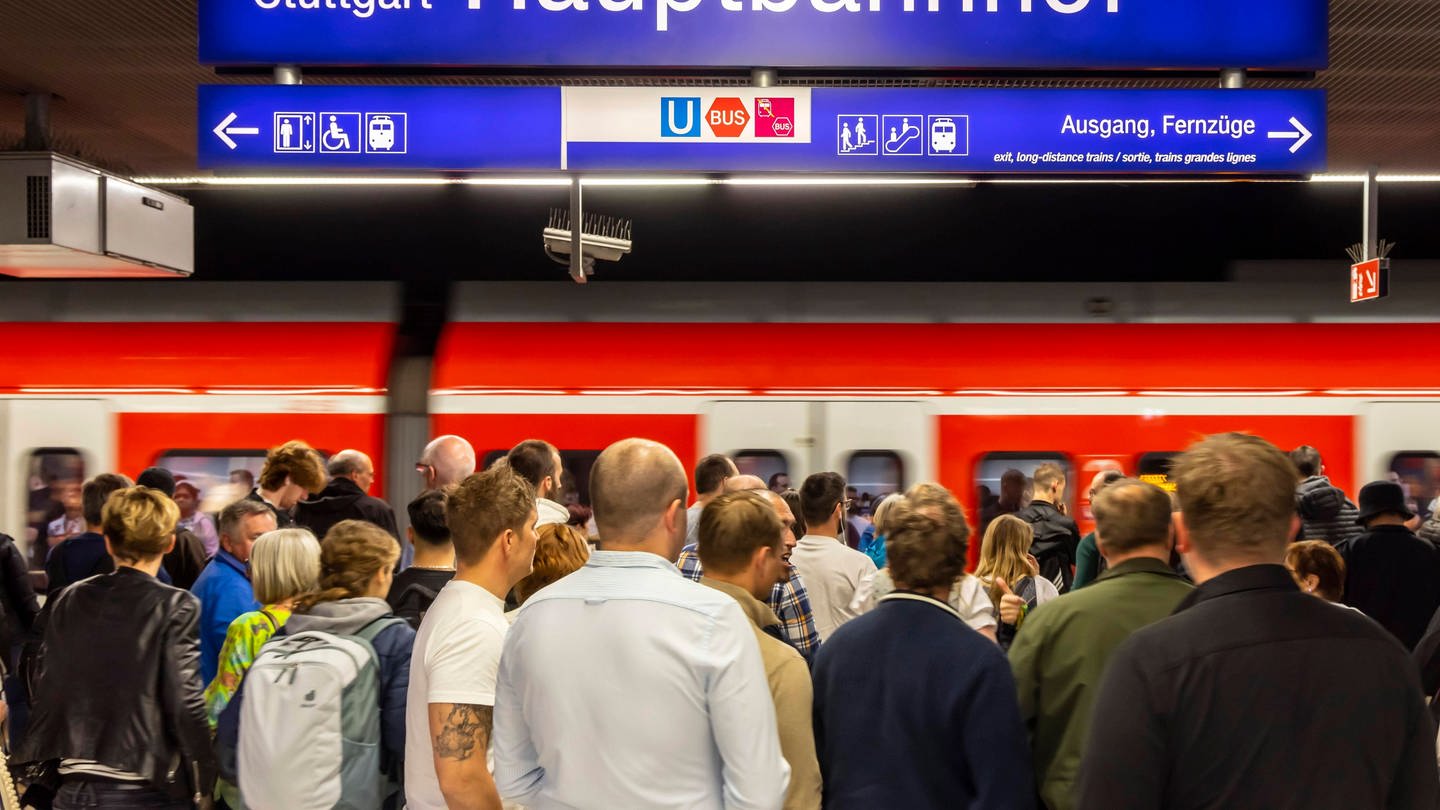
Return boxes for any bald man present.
[495,439,791,810]
[419,435,477,490]
[725,475,768,493]
[295,449,400,541]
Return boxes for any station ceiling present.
[0,0,1435,178]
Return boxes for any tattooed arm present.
[429,703,503,810]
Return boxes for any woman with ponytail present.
[216,520,414,808]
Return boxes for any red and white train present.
[3,279,1437,571]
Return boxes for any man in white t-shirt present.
[405,464,540,810]
[790,472,878,641]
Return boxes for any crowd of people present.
[3,431,1440,809]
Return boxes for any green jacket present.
[1007,556,1192,810]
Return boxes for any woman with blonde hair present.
[975,513,1059,650]
[16,486,215,809]
[216,520,415,807]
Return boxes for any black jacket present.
[1295,475,1363,548]
[294,477,399,541]
[163,528,209,592]
[1079,564,1437,810]
[16,567,217,802]
[1015,500,1081,593]
[245,489,294,529]
[0,535,39,653]
[1343,524,1440,650]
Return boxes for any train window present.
[847,451,905,505]
[974,452,1074,519]
[1137,452,1182,492]
[156,450,267,509]
[481,449,601,507]
[25,448,86,569]
[733,450,790,492]
[1389,452,1440,520]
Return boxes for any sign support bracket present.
[569,175,586,284]
[1362,165,1379,260]
[1220,69,1246,89]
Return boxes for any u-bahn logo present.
[660,97,702,138]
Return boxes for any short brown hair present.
[1092,478,1174,554]
[84,473,134,526]
[513,523,590,605]
[1033,463,1066,492]
[506,439,559,490]
[447,465,536,566]
[297,520,399,612]
[885,498,968,591]
[697,490,784,575]
[1285,540,1345,601]
[259,440,328,494]
[101,486,178,562]
[903,482,971,560]
[1172,433,1299,563]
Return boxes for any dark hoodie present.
[1016,500,1081,593]
[216,597,416,782]
[294,477,400,543]
[1295,475,1363,548]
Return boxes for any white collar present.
[878,591,964,622]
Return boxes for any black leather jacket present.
[15,567,216,802]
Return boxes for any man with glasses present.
[790,473,877,642]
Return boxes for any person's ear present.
[1288,513,1302,541]
[665,499,683,532]
[164,533,177,555]
[1173,513,1192,556]
[750,546,770,575]
[103,534,117,559]
[1301,573,1320,593]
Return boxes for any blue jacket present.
[190,550,259,685]
[813,592,1035,810]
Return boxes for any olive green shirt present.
[1007,556,1192,810]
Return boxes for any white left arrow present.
[1266,116,1313,154]
[213,112,260,150]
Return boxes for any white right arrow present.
[1266,116,1312,154]
[212,112,260,150]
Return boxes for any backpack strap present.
[259,609,281,632]
[354,615,409,645]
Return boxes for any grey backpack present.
[237,617,407,810]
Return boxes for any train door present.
[1359,401,1440,516]
[0,399,115,569]
[702,400,932,497]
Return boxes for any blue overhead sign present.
[198,0,1327,70]
[199,86,561,170]
[198,86,1325,175]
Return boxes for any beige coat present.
[702,578,823,810]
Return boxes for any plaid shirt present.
[677,544,821,661]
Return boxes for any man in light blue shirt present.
[495,438,790,810]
